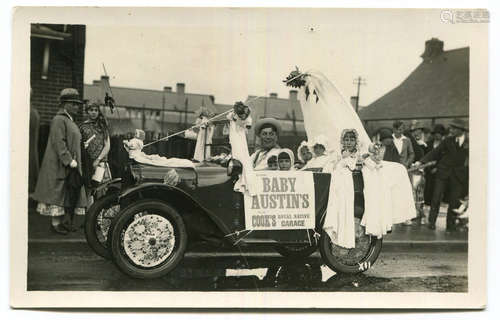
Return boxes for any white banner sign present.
[244,171,315,230]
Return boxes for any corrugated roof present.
[359,47,469,120]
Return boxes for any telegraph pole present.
[353,76,366,113]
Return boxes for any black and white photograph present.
[9,5,489,309]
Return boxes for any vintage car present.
[84,119,383,279]
[84,160,382,280]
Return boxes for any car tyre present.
[319,230,382,274]
[84,191,120,259]
[109,200,187,279]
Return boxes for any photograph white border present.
[9,5,488,309]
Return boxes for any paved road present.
[27,242,467,292]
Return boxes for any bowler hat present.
[60,88,83,104]
[432,124,446,135]
[449,118,468,131]
[254,117,282,136]
[378,128,393,141]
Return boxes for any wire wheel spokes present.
[122,214,176,268]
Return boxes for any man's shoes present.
[427,223,436,230]
[446,227,457,233]
[50,224,68,235]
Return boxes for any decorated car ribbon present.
[142,71,310,148]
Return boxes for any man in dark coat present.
[424,124,446,205]
[415,119,469,231]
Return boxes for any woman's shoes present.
[50,224,69,235]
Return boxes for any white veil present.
[297,70,371,153]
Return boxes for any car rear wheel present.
[109,200,187,279]
[84,192,120,259]
[319,222,382,274]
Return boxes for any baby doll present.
[278,149,294,171]
[123,129,146,159]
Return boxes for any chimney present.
[289,90,298,101]
[421,38,444,61]
[163,86,172,92]
[350,96,358,109]
[269,92,278,98]
[176,83,185,95]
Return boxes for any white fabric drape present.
[227,112,257,195]
[298,70,372,154]
[193,117,214,162]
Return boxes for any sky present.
[84,8,486,106]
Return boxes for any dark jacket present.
[420,136,469,185]
[382,142,402,163]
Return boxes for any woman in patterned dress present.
[79,102,111,204]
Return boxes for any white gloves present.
[70,159,77,168]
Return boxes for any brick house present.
[30,24,86,158]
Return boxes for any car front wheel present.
[109,200,187,279]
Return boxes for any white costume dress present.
[296,70,416,248]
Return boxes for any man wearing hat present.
[250,118,282,170]
[415,119,469,231]
[32,88,88,234]
[424,124,446,205]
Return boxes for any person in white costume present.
[295,140,313,170]
[193,107,215,162]
[301,135,338,171]
[289,69,416,248]
[226,102,256,195]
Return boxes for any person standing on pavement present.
[414,119,469,231]
[29,87,40,196]
[392,120,415,168]
[424,124,446,206]
[79,102,112,204]
[32,88,88,235]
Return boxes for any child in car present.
[295,141,313,169]
[278,149,294,171]
[267,155,279,171]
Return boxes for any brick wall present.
[30,24,86,126]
